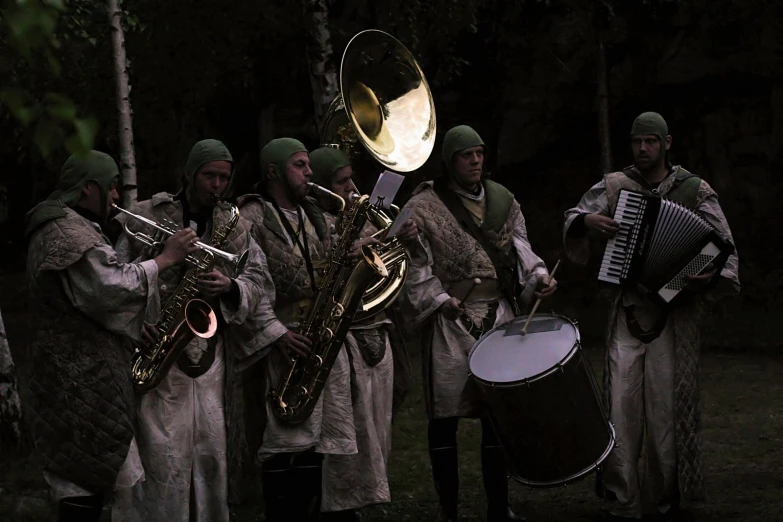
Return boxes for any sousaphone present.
[321,29,437,321]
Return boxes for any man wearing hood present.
[399,125,557,522]
[308,146,418,521]
[24,151,197,522]
[112,139,273,522]
[563,112,740,520]
[238,138,370,522]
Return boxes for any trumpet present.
[112,204,249,274]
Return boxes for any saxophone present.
[268,184,388,424]
[127,202,245,393]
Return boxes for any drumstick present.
[460,277,482,304]
[520,260,561,336]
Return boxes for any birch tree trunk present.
[301,0,339,130]
[107,0,138,207]
[597,36,614,174]
[0,309,22,451]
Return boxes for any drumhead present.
[468,313,579,384]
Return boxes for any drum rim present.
[468,313,582,387]
[508,421,617,488]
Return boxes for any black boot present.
[294,451,325,522]
[429,447,459,521]
[481,444,525,522]
[57,494,104,522]
[261,459,292,522]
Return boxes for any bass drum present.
[468,313,615,487]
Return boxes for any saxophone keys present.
[313,354,323,368]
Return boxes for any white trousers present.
[603,309,678,518]
[112,341,229,522]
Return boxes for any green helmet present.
[309,147,351,187]
[441,125,485,174]
[630,112,668,142]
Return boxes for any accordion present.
[598,189,734,306]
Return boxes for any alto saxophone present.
[269,184,388,424]
[124,201,246,393]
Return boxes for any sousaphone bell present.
[320,30,436,321]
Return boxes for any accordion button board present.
[597,189,734,307]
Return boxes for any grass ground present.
[233,346,783,522]
[1,347,781,521]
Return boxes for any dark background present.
[2,0,778,347]
[0,1,781,520]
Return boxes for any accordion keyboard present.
[598,191,645,284]
[595,188,733,307]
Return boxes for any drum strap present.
[623,304,669,344]
[433,177,521,314]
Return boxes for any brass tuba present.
[320,29,436,321]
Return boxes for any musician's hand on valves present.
[275,330,313,358]
[396,219,419,244]
[348,237,382,260]
[584,214,621,239]
[685,262,716,290]
[154,229,200,271]
[439,296,463,320]
[197,269,233,296]
[534,274,558,299]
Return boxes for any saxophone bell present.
[185,298,219,339]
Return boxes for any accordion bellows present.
[598,190,734,306]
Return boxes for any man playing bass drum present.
[399,125,557,522]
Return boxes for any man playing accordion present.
[563,112,740,521]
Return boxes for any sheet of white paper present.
[385,207,414,238]
[369,170,405,209]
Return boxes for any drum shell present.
[470,316,614,487]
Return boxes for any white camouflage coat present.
[111,194,272,522]
[237,194,357,461]
[28,209,157,502]
[321,220,394,512]
[399,180,549,420]
[563,166,739,516]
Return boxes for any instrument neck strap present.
[433,177,520,314]
[271,199,318,294]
